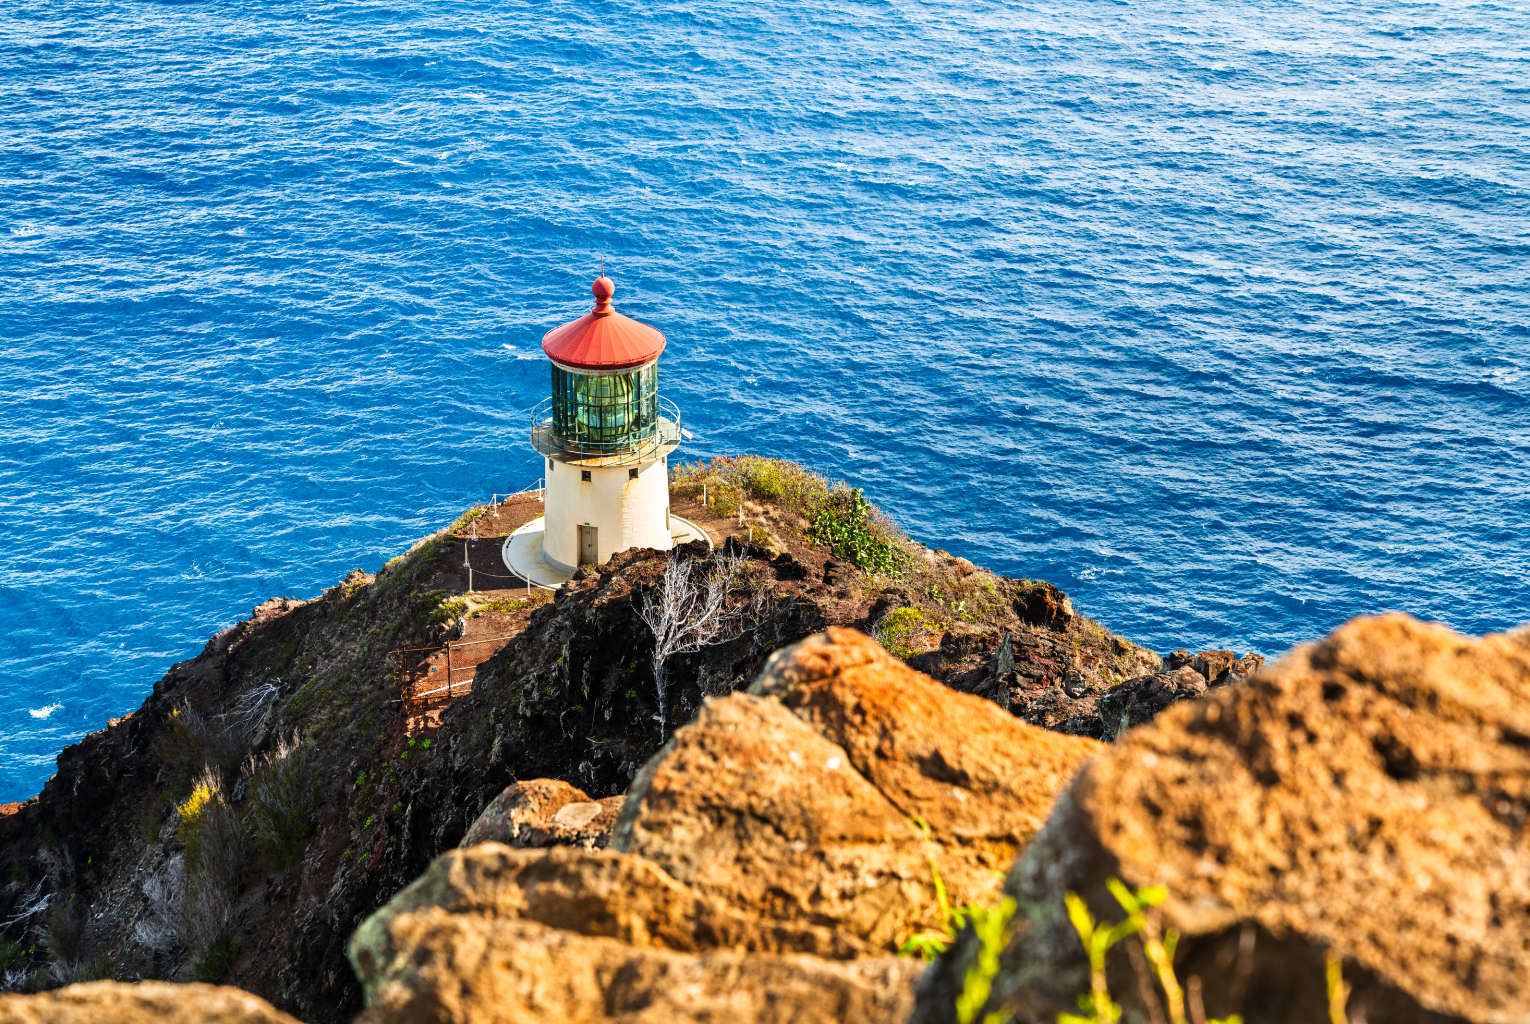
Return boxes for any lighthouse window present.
[629,467,639,479]
[581,470,591,482]
[550,362,659,453]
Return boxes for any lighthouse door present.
[578,525,598,566]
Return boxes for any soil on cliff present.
[0,457,1253,1022]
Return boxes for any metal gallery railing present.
[529,395,683,460]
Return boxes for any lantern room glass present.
[550,363,659,453]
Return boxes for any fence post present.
[446,644,452,700]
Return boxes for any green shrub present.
[174,765,246,954]
[808,488,905,575]
[874,607,931,660]
[192,932,241,983]
[43,897,85,967]
[0,937,29,972]
[244,731,321,871]
[155,705,244,789]
[71,954,115,982]
[177,768,242,878]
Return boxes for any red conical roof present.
[541,276,666,371]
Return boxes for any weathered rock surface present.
[914,625,1262,740]
[348,844,912,1024]
[353,911,920,1024]
[460,779,624,850]
[753,628,1103,877]
[0,981,304,1024]
[914,614,1530,1024]
[614,628,1103,949]
[350,843,865,983]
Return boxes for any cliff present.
[0,457,1252,1021]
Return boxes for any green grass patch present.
[672,456,908,575]
[875,607,933,660]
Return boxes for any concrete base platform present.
[501,515,713,589]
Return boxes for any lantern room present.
[501,274,710,586]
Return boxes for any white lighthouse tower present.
[502,274,709,586]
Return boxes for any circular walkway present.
[501,515,713,589]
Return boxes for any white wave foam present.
[29,703,61,719]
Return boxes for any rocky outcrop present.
[614,628,1103,949]
[349,844,865,972]
[353,908,919,1024]
[914,614,1530,1024]
[460,779,624,850]
[0,981,303,1024]
[0,473,1216,1021]
[348,628,1108,1023]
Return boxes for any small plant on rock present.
[873,607,931,661]
[899,818,1020,1023]
[1059,878,1243,1024]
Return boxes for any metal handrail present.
[493,478,544,509]
[529,395,683,459]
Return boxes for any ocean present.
[2,0,1527,801]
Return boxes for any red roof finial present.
[543,271,666,371]
[591,273,615,316]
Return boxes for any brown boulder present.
[913,614,1530,1024]
[461,779,623,850]
[1012,580,1074,627]
[349,842,864,996]
[348,844,914,1024]
[751,627,1105,870]
[0,981,303,1024]
[1192,648,1237,682]
[353,910,920,1024]
[614,628,1102,949]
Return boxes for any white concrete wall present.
[543,455,671,570]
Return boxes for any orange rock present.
[915,614,1530,1024]
[752,627,1104,868]
[354,911,919,1024]
[0,981,303,1024]
[616,628,1103,949]
[349,842,865,996]
[460,778,623,850]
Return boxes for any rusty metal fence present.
[393,634,520,710]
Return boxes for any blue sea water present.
[2,0,1528,802]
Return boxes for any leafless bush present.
[133,854,186,952]
[244,730,321,870]
[2,881,51,930]
[225,681,280,739]
[179,873,236,954]
[638,552,768,741]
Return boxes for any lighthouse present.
[502,274,709,586]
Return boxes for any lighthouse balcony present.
[529,395,684,466]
